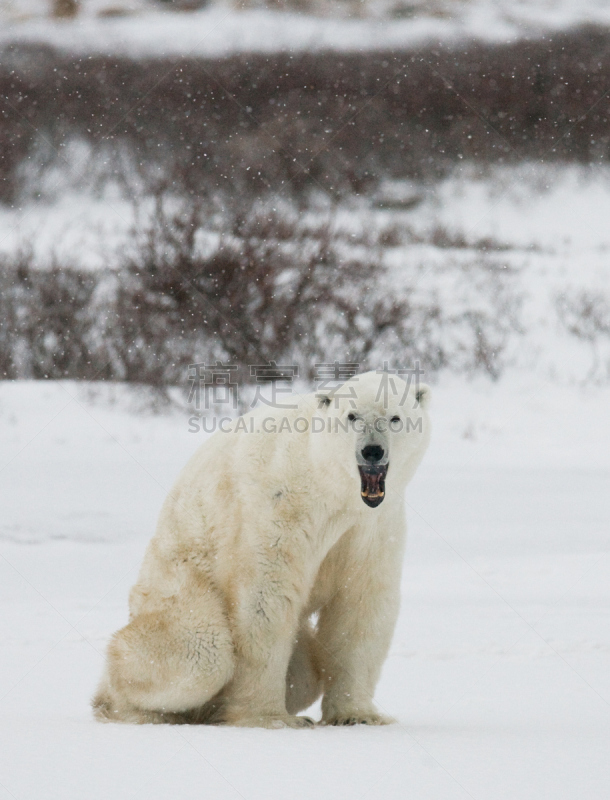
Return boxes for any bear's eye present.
[347,413,356,422]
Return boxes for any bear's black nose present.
[361,445,385,464]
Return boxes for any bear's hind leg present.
[94,591,234,724]
[285,620,323,715]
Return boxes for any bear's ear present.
[415,384,431,409]
[317,395,331,409]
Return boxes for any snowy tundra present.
[93,371,431,728]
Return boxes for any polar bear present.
[93,370,431,727]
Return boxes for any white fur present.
[93,371,431,727]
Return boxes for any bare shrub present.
[118,193,441,380]
[0,260,20,379]
[449,307,516,380]
[556,288,610,380]
[112,192,521,381]
[0,253,97,379]
[425,226,511,252]
[51,0,79,18]
[0,197,522,387]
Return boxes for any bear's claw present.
[324,712,395,726]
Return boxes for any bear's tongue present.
[358,464,388,508]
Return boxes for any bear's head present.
[314,370,431,508]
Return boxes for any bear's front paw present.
[323,710,395,726]
[229,714,315,729]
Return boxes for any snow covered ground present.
[2,0,610,58]
[1,375,609,799]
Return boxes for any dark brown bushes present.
[2,27,610,203]
[0,200,521,384]
[0,255,98,379]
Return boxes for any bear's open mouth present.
[358,464,388,508]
